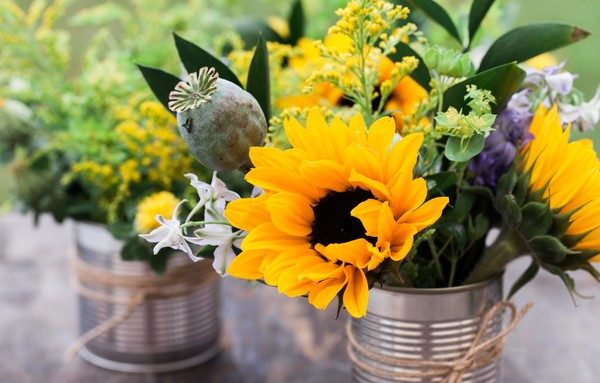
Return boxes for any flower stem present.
[463,227,527,284]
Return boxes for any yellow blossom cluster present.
[305,0,417,126]
[67,100,195,222]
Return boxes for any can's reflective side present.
[350,276,503,383]
[75,222,220,373]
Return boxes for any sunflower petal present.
[266,192,315,236]
[343,266,369,318]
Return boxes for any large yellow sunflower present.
[225,110,448,317]
[519,105,600,261]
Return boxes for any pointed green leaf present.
[467,0,495,47]
[495,165,517,201]
[478,24,590,72]
[234,18,282,48]
[519,202,553,239]
[173,32,242,88]
[444,62,526,113]
[288,0,305,46]
[444,134,484,162]
[137,64,181,113]
[499,194,522,228]
[407,0,462,44]
[508,258,539,298]
[513,172,530,206]
[389,42,431,91]
[246,34,272,122]
[530,235,576,264]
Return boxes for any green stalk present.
[463,227,528,284]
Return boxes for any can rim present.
[375,272,503,295]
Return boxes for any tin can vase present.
[70,221,221,373]
[348,275,504,383]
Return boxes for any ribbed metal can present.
[349,276,503,383]
[73,221,221,373]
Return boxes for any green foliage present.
[467,0,495,48]
[173,33,243,88]
[288,0,306,46]
[443,63,526,114]
[389,42,431,91]
[407,0,462,43]
[478,24,591,72]
[137,65,181,113]
[246,34,272,122]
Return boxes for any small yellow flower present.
[135,191,181,234]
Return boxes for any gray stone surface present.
[1,213,599,383]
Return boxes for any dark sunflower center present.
[310,188,376,247]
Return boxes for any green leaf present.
[234,18,282,48]
[106,221,134,241]
[530,235,576,264]
[444,62,526,113]
[507,258,539,298]
[173,32,242,88]
[499,194,522,228]
[494,165,517,201]
[388,42,431,91]
[440,223,467,251]
[424,171,457,196]
[467,0,495,47]
[478,24,591,72]
[137,64,181,113]
[407,0,462,44]
[444,134,484,162]
[246,34,272,122]
[288,0,305,46]
[519,202,553,239]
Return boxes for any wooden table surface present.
[1,213,599,383]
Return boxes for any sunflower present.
[519,105,600,261]
[225,110,448,317]
[135,191,181,234]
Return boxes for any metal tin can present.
[349,276,503,383]
[74,221,220,373]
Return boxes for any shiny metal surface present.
[74,221,220,373]
[350,276,503,383]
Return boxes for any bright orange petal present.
[227,249,271,279]
[266,192,315,237]
[343,266,369,318]
[314,239,372,268]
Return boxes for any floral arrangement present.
[138,0,600,316]
[1,0,291,270]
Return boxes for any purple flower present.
[469,109,533,188]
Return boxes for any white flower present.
[184,172,240,219]
[139,214,204,260]
[139,200,205,261]
[194,224,244,276]
[559,86,600,132]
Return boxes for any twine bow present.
[347,301,532,383]
[64,248,218,361]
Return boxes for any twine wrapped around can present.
[66,222,221,373]
[348,275,531,383]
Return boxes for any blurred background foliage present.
[1,0,599,208]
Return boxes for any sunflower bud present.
[169,67,267,172]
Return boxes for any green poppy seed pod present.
[169,67,267,172]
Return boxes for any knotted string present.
[347,301,532,383]
[65,248,217,361]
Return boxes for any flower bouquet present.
[138,0,600,380]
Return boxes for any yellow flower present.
[379,56,429,132]
[225,110,448,317]
[135,191,181,234]
[519,105,600,261]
